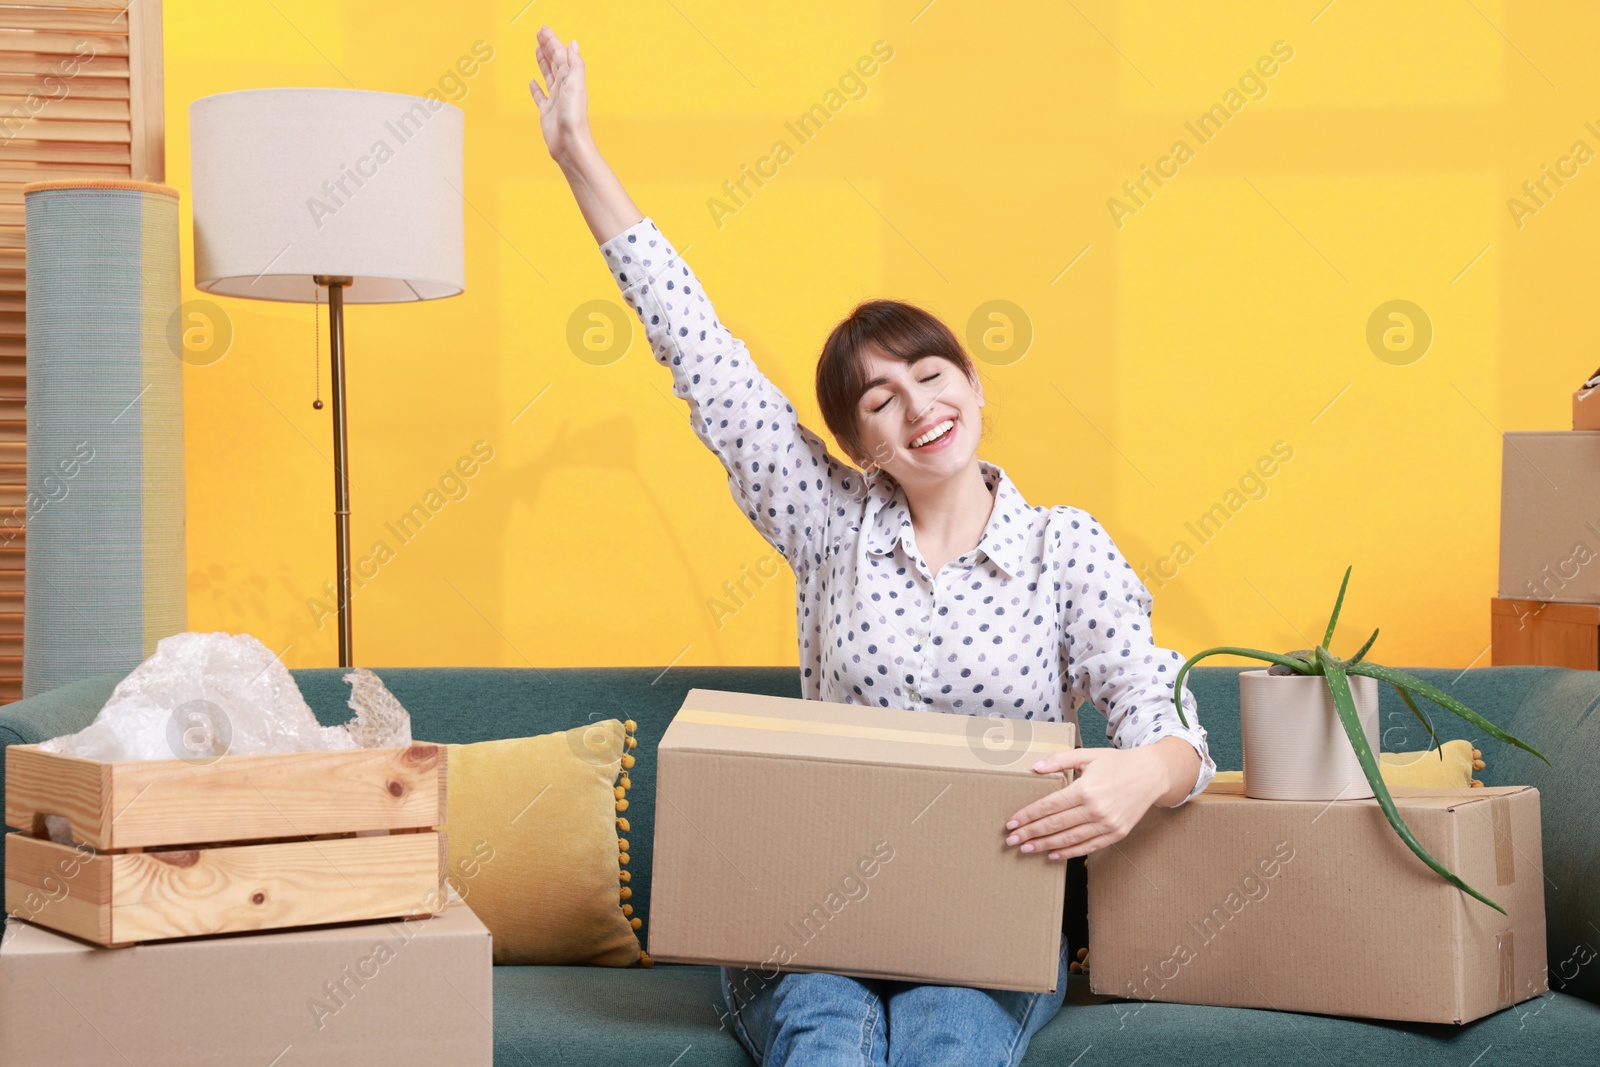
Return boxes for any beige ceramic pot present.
[1238,669,1380,800]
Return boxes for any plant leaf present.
[1346,627,1380,666]
[1172,646,1317,728]
[1322,565,1353,650]
[1316,649,1506,915]
[1347,661,1551,767]
[1389,682,1443,757]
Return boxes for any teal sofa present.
[2,664,1597,1065]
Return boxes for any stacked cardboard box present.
[1087,782,1547,1024]
[1495,417,1600,668]
[1,740,491,1062]
[0,887,492,1065]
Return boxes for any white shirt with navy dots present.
[600,216,1216,804]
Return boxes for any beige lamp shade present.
[189,88,464,303]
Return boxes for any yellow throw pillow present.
[443,719,648,966]
[1377,739,1481,787]
[1212,739,1483,789]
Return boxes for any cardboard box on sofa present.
[1499,431,1600,603]
[649,688,1079,993]
[1573,387,1600,430]
[1087,782,1547,1024]
[0,887,492,1066]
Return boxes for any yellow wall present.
[171,1,1590,670]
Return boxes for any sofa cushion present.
[1210,738,1480,788]
[445,721,642,966]
[490,965,1600,1066]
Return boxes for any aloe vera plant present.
[1172,566,1550,915]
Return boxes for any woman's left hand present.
[1002,744,1176,860]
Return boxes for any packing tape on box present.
[1497,930,1515,1005]
[1491,795,1515,885]
[675,709,1074,758]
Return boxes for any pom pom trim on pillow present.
[617,718,652,967]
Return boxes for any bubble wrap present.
[37,631,412,762]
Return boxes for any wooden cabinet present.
[1490,598,1599,669]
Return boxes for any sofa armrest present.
[0,670,127,891]
[1495,667,1600,1008]
[0,671,127,749]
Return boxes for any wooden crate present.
[1490,597,1599,670]
[4,742,447,946]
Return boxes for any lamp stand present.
[315,274,355,667]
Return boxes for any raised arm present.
[529,29,640,243]
[529,26,861,571]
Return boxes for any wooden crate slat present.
[5,743,109,841]
[5,834,112,943]
[76,743,445,848]
[107,831,445,943]
[8,884,113,942]
[3,831,108,903]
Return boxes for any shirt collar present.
[864,461,1032,580]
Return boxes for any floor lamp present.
[189,88,465,666]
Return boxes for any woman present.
[530,26,1216,1066]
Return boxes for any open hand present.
[528,25,591,167]
[1002,746,1171,860]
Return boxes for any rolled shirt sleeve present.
[1058,510,1217,805]
[597,216,860,575]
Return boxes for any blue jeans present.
[718,933,1070,1066]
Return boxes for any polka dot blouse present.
[600,216,1216,804]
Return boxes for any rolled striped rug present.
[22,179,186,698]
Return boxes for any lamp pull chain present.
[312,285,324,410]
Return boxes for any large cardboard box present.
[1499,431,1600,603]
[0,887,492,1065]
[1088,783,1546,1024]
[650,688,1079,992]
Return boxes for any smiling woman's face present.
[851,343,984,490]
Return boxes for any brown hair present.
[814,299,979,465]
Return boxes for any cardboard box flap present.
[662,688,1078,774]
